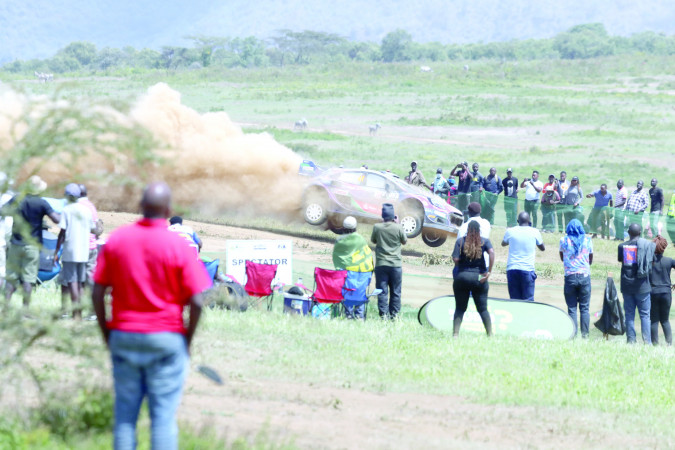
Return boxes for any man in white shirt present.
[55,183,95,319]
[168,216,202,256]
[521,170,544,229]
[457,202,491,239]
[613,179,628,241]
[502,211,546,301]
[0,172,13,289]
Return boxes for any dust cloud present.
[0,82,305,218]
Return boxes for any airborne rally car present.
[301,167,463,247]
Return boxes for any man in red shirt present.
[92,182,211,450]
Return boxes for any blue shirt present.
[483,175,503,194]
[469,171,484,192]
[591,190,613,208]
[502,226,543,272]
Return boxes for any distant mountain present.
[3,0,675,63]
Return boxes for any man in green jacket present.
[371,204,407,320]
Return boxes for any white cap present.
[343,216,357,230]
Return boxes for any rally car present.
[301,167,463,247]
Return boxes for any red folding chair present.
[310,267,348,319]
[244,260,280,311]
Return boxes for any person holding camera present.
[563,176,584,227]
[502,168,519,227]
[450,161,471,218]
[520,171,543,229]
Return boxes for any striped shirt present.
[614,187,628,208]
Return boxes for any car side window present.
[365,174,387,190]
[334,172,364,186]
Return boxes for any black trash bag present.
[594,277,625,335]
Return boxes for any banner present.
[418,295,576,340]
[225,240,293,285]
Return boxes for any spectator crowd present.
[407,161,675,243]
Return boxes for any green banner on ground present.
[418,296,576,340]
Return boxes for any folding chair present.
[341,271,381,320]
[310,267,347,319]
[37,230,61,289]
[243,260,280,311]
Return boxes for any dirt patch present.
[181,374,655,449]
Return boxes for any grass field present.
[1,55,675,447]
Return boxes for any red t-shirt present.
[93,218,211,334]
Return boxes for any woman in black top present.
[451,220,495,336]
[650,234,675,345]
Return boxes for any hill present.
[2,0,675,63]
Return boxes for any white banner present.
[225,240,293,286]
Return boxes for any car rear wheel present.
[422,229,447,247]
[399,208,423,238]
[303,191,328,225]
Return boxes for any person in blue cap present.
[55,183,96,319]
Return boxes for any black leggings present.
[453,271,489,319]
[650,291,672,346]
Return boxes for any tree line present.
[3,23,675,74]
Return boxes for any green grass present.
[5,55,674,186]
[193,307,675,440]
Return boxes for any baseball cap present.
[506,168,513,172]
[343,216,357,230]
[548,174,555,178]
[64,182,81,198]
[572,176,579,181]
[545,185,554,192]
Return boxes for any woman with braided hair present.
[650,231,675,345]
[451,220,495,336]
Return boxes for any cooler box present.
[283,293,311,315]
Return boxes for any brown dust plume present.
[0,82,305,217]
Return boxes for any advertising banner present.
[418,295,576,340]
[225,240,293,285]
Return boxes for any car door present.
[329,171,366,212]
[351,173,399,219]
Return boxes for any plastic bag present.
[594,277,625,336]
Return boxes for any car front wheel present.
[399,210,423,238]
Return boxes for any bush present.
[32,385,114,439]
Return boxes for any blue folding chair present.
[341,271,381,320]
[37,229,61,287]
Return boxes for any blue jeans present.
[564,274,591,337]
[109,331,189,450]
[506,269,536,301]
[375,266,402,319]
[623,292,652,344]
